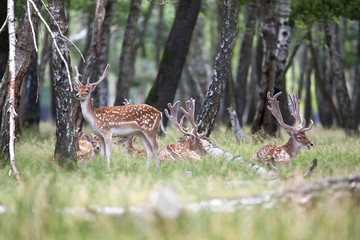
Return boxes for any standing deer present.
[73,64,165,169]
[250,92,314,171]
[164,98,208,155]
[114,136,201,162]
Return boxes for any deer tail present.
[160,112,167,134]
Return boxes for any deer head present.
[164,98,207,155]
[267,91,314,150]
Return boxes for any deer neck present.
[80,97,96,128]
[282,137,301,160]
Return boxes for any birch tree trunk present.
[234,3,257,126]
[251,0,277,136]
[115,0,142,106]
[325,21,358,135]
[196,0,239,136]
[146,0,202,118]
[48,0,77,165]
[274,0,292,125]
[7,0,20,182]
[0,0,42,164]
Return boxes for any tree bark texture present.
[146,0,202,116]
[115,0,142,106]
[251,0,278,136]
[0,0,9,78]
[154,5,164,69]
[0,0,42,164]
[274,0,292,126]
[196,0,239,136]
[48,0,77,165]
[325,21,357,134]
[234,3,257,126]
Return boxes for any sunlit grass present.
[0,122,359,239]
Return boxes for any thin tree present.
[251,0,278,136]
[234,3,257,126]
[196,0,239,136]
[146,0,202,119]
[325,21,358,135]
[0,0,9,78]
[48,0,77,165]
[115,0,142,106]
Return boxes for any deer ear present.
[286,130,294,136]
[84,135,91,142]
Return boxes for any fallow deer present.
[73,64,165,170]
[250,92,314,171]
[114,136,201,162]
[114,98,201,162]
[164,98,208,155]
[77,135,102,166]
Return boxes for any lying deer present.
[77,134,102,166]
[73,65,165,170]
[164,98,208,155]
[114,136,200,162]
[250,92,314,171]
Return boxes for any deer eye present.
[85,90,89,93]
[297,136,302,140]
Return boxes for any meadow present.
[0,123,359,240]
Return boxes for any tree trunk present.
[48,0,77,165]
[304,61,312,124]
[251,0,277,136]
[234,3,257,126]
[93,0,116,107]
[146,0,202,117]
[308,29,337,127]
[154,5,164,69]
[115,0,142,106]
[246,33,262,125]
[0,0,9,78]
[274,0,292,126]
[19,49,40,131]
[196,0,239,136]
[325,21,358,134]
[352,20,360,127]
[0,0,42,164]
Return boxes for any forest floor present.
[0,123,359,240]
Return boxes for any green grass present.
[0,123,359,240]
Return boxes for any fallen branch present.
[303,159,318,178]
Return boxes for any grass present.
[0,122,359,240]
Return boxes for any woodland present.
[0,0,360,239]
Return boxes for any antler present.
[73,66,83,86]
[267,91,314,133]
[91,64,110,86]
[267,92,297,132]
[164,101,188,135]
[180,98,208,139]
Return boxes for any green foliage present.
[0,124,359,239]
[291,0,360,23]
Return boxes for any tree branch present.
[0,14,8,34]
[147,0,177,5]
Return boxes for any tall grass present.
[0,123,359,239]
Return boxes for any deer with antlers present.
[114,98,201,162]
[73,65,165,170]
[164,98,208,155]
[250,92,314,171]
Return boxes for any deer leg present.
[139,135,153,169]
[144,134,160,169]
[103,134,113,170]
[99,137,106,165]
